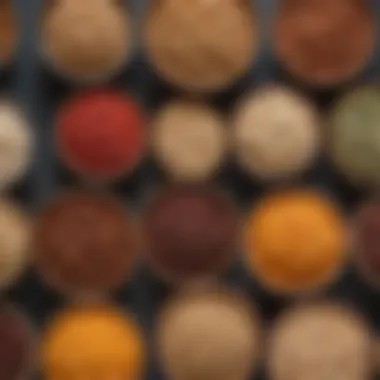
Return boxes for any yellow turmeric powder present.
[245,189,348,294]
[41,304,145,380]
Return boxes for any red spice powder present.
[355,201,380,279]
[143,183,239,283]
[0,305,34,380]
[56,90,146,181]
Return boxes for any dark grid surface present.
[4,0,380,379]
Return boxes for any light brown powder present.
[144,0,258,93]
[41,0,132,82]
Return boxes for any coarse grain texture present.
[143,182,240,284]
[41,0,133,83]
[0,305,35,380]
[41,304,145,380]
[353,199,380,288]
[0,100,34,190]
[275,0,376,88]
[151,99,227,181]
[55,90,146,182]
[0,1,18,66]
[143,0,258,93]
[157,287,261,380]
[245,189,348,295]
[33,190,138,298]
[233,84,320,181]
[0,199,31,290]
[268,302,373,380]
[328,85,380,188]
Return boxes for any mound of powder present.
[41,305,145,380]
[0,199,31,289]
[268,303,373,380]
[33,190,138,298]
[328,85,380,187]
[233,85,320,181]
[41,0,133,83]
[143,0,258,92]
[353,199,380,288]
[275,0,376,88]
[157,288,261,380]
[244,189,348,295]
[0,101,33,190]
[55,89,146,182]
[0,305,35,380]
[152,99,227,181]
[0,1,18,65]
[143,183,239,283]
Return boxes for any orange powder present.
[245,190,348,294]
[41,305,145,380]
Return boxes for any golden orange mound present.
[245,190,348,294]
[41,305,145,380]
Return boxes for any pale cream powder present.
[233,85,320,180]
[152,100,227,181]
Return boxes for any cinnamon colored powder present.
[275,0,376,88]
[143,0,258,93]
[0,1,18,65]
[33,190,138,297]
[245,190,348,294]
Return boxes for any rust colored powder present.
[0,1,18,65]
[143,183,239,283]
[275,0,376,88]
[0,305,34,380]
[143,0,257,93]
[245,190,348,294]
[354,200,380,286]
[33,190,138,297]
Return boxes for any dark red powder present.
[355,201,380,276]
[0,305,33,380]
[143,183,239,282]
[33,190,138,296]
[56,89,146,181]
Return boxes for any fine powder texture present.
[33,190,138,297]
[0,101,33,190]
[233,85,320,180]
[0,305,34,380]
[0,1,18,65]
[41,0,132,82]
[143,183,239,283]
[245,190,347,294]
[275,0,375,88]
[157,289,261,380]
[41,305,145,380]
[144,0,257,92]
[354,200,380,285]
[0,199,31,289]
[329,85,380,187]
[56,90,146,181]
[268,303,372,380]
[152,99,227,181]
